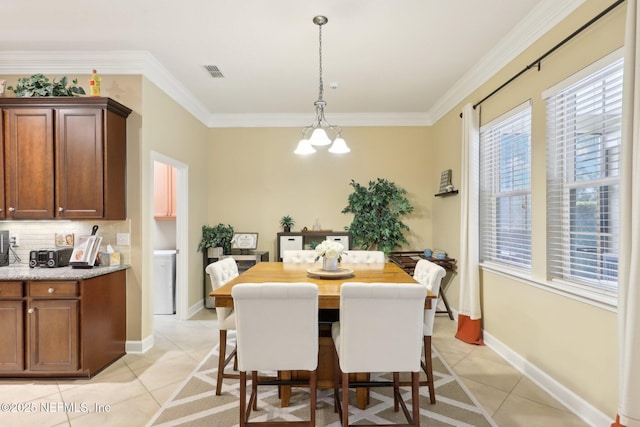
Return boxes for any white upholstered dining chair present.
[232,282,319,427]
[282,249,319,263]
[332,282,426,426]
[413,258,447,404]
[339,250,385,264]
[205,257,240,395]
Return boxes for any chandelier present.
[294,16,350,155]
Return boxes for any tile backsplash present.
[0,220,131,266]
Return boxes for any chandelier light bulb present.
[294,138,316,155]
[309,128,332,146]
[328,137,350,154]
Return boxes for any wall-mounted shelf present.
[435,190,459,197]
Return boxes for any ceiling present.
[0,0,584,127]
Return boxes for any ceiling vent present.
[204,65,224,78]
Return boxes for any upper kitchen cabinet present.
[0,97,131,220]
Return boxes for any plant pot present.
[322,256,339,271]
[208,247,223,258]
[284,226,291,233]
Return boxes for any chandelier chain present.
[318,23,324,102]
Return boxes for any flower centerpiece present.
[314,239,346,271]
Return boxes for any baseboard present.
[188,299,205,318]
[125,333,154,354]
[483,331,611,427]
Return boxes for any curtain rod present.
[460,0,625,117]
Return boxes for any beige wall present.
[430,0,624,416]
[206,126,435,259]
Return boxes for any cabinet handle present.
[8,207,15,212]
[28,308,34,314]
[48,288,55,294]
[58,207,64,212]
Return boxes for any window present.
[545,51,623,294]
[480,101,532,270]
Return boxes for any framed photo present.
[231,233,258,251]
[55,233,75,247]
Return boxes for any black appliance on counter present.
[29,248,74,268]
[0,231,8,267]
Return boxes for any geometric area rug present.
[147,336,497,427]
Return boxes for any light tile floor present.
[0,309,589,426]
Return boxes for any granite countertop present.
[0,264,129,281]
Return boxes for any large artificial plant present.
[197,223,235,255]
[342,178,414,253]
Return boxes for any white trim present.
[0,0,586,128]
[480,99,532,131]
[188,300,205,319]
[430,0,586,123]
[480,262,617,311]
[125,334,154,354]
[542,48,624,99]
[483,330,611,427]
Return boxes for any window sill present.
[479,262,617,312]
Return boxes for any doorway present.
[151,152,189,320]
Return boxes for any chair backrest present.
[336,282,426,373]
[282,249,319,263]
[232,282,319,372]
[206,258,240,323]
[339,250,385,264]
[413,259,447,336]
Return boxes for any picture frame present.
[55,233,75,247]
[231,232,258,251]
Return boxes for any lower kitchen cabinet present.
[0,269,126,378]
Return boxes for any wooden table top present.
[210,262,435,309]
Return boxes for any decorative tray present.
[306,267,354,279]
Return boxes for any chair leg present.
[423,335,436,404]
[216,329,228,395]
[393,372,400,412]
[411,371,420,426]
[342,372,350,427]
[239,370,247,427]
[251,371,258,411]
[310,370,317,427]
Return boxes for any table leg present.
[436,272,455,320]
[280,371,291,407]
[356,373,369,409]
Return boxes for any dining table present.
[210,261,436,408]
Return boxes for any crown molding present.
[0,50,211,125]
[427,0,586,123]
[0,0,586,129]
[207,112,431,128]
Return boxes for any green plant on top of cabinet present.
[0,97,132,220]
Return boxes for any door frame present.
[150,152,189,320]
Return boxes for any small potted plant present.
[198,223,235,256]
[280,215,295,232]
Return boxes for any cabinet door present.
[4,108,55,219]
[153,161,176,219]
[0,300,24,371]
[28,299,79,372]
[56,108,104,218]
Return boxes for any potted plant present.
[7,74,86,97]
[342,178,414,254]
[198,223,235,256]
[280,215,295,232]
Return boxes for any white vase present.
[322,256,339,271]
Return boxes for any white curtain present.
[455,103,483,345]
[615,1,640,426]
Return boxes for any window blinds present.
[545,55,623,292]
[480,101,532,269]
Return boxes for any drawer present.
[29,282,79,298]
[326,235,349,249]
[280,235,303,258]
[0,282,24,298]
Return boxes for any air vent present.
[204,65,224,78]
